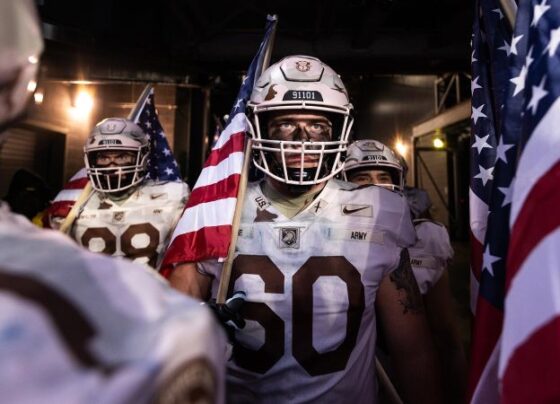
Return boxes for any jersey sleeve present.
[392,192,416,249]
[374,189,417,278]
[415,221,454,260]
[197,259,222,278]
[409,221,453,294]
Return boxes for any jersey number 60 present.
[230,255,365,376]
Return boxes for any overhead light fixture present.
[395,139,407,156]
[69,88,94,120]
[34,89,44,105]
[433,137,445,149]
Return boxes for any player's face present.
[266,112,333,168]
[347,169,394,187]
[94,151,136,168]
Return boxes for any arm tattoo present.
[389,248,424,314]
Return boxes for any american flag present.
[43,87,180,226]
[137,88,180,182]
[468,0,517,401]
[499,1,560,402]
[160,16,277,274]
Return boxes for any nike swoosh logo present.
[342,206,370,215]
[150,193,166,199]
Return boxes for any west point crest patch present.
[279,227,300,249]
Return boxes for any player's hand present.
[205,291,246,340]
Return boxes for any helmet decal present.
[295,60,311,72]
[264,85,277,101]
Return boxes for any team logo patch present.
[113,211,125,222]
[295,60,311,72]
[150,192,167,200]
[341,204,373,217]
[279,227,300,249]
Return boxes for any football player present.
[0,1,225,402]
[344,139,467,402]
[165,55,442,403]
[49,118,190,269]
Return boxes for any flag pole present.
[58,83,154,235]
[499,0,517,29]
[216,15,278,305]
[129,84,154,122]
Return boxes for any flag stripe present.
[187,174,241,207]
[189,152,244,190]
[161,225,233,269]
[470,231,484,281]
[501,228,560,377]
[203,132,246,168]
[510,98,560,225]
[211,113,248,151]
[468,296,503,399]
[469,189,489,245]
[62,178,89,191]
[170,198,238,240]
[46,201,74,219]
[470,338,501,404]
[53,189,84,203]
[507,160,560,290]
[501,316,560,404]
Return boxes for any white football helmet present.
[344,139,404,191]
[247,55,354,185]
[84,118,149,193]
[0,0,43,133]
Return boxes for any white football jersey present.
[199,179,415,403]
[72,181,189,268]
[408,219,454,295]
[0,203,225,404]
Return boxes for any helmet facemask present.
[250,103,353,186]
[85,146,149,194]
[84,118,150,195]
[247,55,354,187]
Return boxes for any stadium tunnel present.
[0,0,474,367]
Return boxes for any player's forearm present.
[168,262,212,300]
